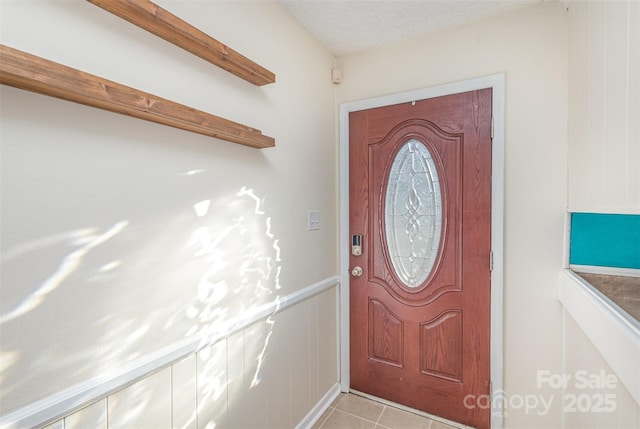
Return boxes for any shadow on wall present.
[0,183,282,425]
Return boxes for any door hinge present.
[491,117,494,139]
[490,250,494,272]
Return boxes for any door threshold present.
[349,389,476,429]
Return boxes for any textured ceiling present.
[279,0,542,57]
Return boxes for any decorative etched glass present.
[385,139,442,288]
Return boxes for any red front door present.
[349,89,492,429]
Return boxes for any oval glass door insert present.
[385,139,442,288]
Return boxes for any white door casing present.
[338,74,505,429]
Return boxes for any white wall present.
[563,310,639,428]
[0,0,339,423]
[562,2,640,426]
[336,3,569,427]
[568,0,640,214]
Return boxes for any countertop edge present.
[559,269,640,405]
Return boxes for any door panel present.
[368,298,403,367]
[349,90,492,429]
[420,309,462,382]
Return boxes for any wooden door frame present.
[338,74,505,429]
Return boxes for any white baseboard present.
[296,383,341,429]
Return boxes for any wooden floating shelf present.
[0,45,275,149]
[87,0,276,87]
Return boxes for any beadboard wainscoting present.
[1,277,340,429]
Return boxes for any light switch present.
[308,210,320,231]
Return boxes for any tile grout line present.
[344,393,386,427]
[332,393,448,429]
[331,407,380,427]
[350,392,461,429]
[374,405,386,427]
[318,394,342,429]
[318,406,336,429]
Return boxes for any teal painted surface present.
[570,213,640,269]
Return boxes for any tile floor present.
[312,393,459,429]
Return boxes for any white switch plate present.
[308,210,320,231]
